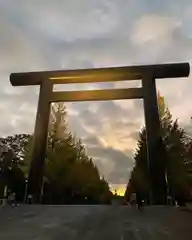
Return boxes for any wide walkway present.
[0,205,192,239]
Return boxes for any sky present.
[0,0,192,195]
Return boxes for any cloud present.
[82,135,102,147]
[131,15,182,46]
[83,134,134,184]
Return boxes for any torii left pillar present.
[27,80,53,203]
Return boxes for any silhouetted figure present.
[136,190,143,211]
[27,194,32,204]
[10,192,16,207]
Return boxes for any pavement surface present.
[0,205,192,239]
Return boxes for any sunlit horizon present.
[110,185,126,196]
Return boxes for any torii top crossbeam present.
[10,62,190,86]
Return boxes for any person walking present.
[27,194,32,204]
[136,190,144,211]
[10,192,16,207]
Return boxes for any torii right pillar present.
[142,74,167,205]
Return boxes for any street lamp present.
[24,179,28,203]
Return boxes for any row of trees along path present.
[0,103,112,204]
[125,92,192,205]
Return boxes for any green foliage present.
[0,103,111,204]
[44,130,111,204]
[0,134,31,198]
[185,139,192,186]
[19,102,111,204]
[0,134,30,163]
[126,93,191,203]
[20,135,33,177]
[0,148,26,199]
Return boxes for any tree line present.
[0,103,112,204]
[1,94,191,205]
[125,92,192,205]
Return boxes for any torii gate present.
[10,62,190,204]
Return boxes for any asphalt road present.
[0,205,192,239]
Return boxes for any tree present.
[0,134,30,198]
[44,133,111,204]
[0,103,111,204]
[185,139,192,182]
[0,146,25,200]
[43,102,111,204]
[20,135,33,177]
[18,102,112,204]
[48,102,68,150]
[126,93,190,204]
[0,134,30,164]
[157,91,172,133]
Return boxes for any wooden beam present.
[142,75,167,204]
[10,62,190,86]
[50,88,143,102]
[27,80,53,203]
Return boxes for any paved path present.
[0,205,192,239]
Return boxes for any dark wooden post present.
[27,80,53,203]
[142,75,167,205]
